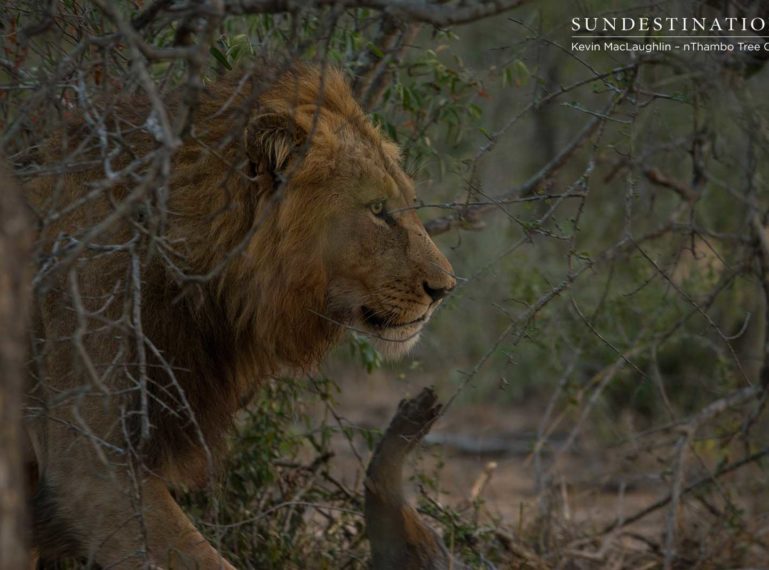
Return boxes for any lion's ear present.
[244,113,304,190]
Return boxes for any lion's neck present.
[140,257,341,485]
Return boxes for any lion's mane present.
[29,66,394,485]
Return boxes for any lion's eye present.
[369,200,386,217]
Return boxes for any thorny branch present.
[225,0,528,26]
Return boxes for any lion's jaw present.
[355,303,435,360]
[323,293,436,361]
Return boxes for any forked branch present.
[365,387,469,570]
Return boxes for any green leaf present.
[512,59,530,87]
[367,41,385,58]
[210,46,232,70]
[350,333,382,373]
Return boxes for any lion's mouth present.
[360,306,427,331]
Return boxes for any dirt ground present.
[310,368,666,535]
[300,368,769,567]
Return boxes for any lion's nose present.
[423,281,454,303]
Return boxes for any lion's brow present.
[380,171,414,204]
[391,172,416,203]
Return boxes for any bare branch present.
[225,0,527,26]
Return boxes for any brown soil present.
[309,368,664,532]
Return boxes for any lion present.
[24,65,456,568]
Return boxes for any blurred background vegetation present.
[3,0,769,568]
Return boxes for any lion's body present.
[25,66,455,568]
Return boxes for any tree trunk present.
[0,160,32,570]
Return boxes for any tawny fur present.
[25,66,455,568]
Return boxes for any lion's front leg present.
[32,431,234,569]
[141,477,237,570]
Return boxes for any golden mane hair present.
[148,66,405,482]
[31,66,399,484]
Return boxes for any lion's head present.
[173,67,455,369]
[252,67,456,360]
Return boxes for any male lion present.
[25,66,455,568]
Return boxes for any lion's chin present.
[366,326,423,360]
[349,304,435,360]
[352,318,424,360]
